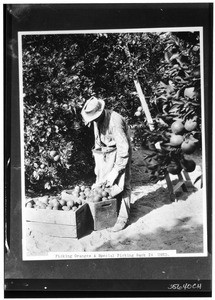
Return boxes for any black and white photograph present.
[4,3,213,297]
[19,28,207,260]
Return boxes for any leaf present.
[184,87,196,99]
[164,51,171,63]
[170,53,180,61]
[144,153,157,159]
[193,174,202,185]
[156,95,167,101]
[169,106,179,114]
[172,99,185,105]
[190,102,200,107]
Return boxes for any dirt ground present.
[24,149,205,257]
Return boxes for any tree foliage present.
[22,31,201,192]
[131,31,201,181]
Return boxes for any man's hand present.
[91,183,101,190]
[105,169,119,187]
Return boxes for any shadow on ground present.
[93,187,203,253]
[95,224,203,253]
[129,183,197,226]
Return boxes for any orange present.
[102,197,108,201]
[76,198,82,205]
[74,185,80,192]
[36,201,42,207]
[134,111,141,117]
[62,206,70,211]
[184,119,197,132]
[87,196,93,202]
[105,187,111,194]
[73,191,79,199]
[93,195,102,203]
[171,121,184,135]
[52,199,59,206]
[96,188,103,196]
[40,203,47,209]
[67,200,74,208]
[50,150,57,157]
[52,205,59,210]
[53,155,60,161]
[180,158,196,172]
[101,191,108,197]
[170,134,184,147]
[181,140,196,154]
[26,202,33,208]
[59,199,66,206]
[84,190,90,197]
[80,185,85,191]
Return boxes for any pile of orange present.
[71,183,112,203]
[25,183,113,210]
[169,118,198,154]
[165,118,199,175]
[25,193,83,211]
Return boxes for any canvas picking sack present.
[92,147,125,197]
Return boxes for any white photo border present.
[18,27,207,261]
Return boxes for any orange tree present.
[130,31,201,181]
[22,34,96,193]
[22,32,144,194]
[22,31,201,193]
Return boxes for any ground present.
[24,149,205,257]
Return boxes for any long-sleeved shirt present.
[93,109,131,173]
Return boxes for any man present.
[81,96,132,232]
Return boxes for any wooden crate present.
[87,198,118,231]
[25,203,92,239]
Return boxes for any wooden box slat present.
[25,203,92,239]
[87,198,118,231]
[25,203,87,225]
[26,222,78,238]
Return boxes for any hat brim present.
[81,99,105,124]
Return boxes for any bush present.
[23,35,95,194]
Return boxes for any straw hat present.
[81,96,105,124]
